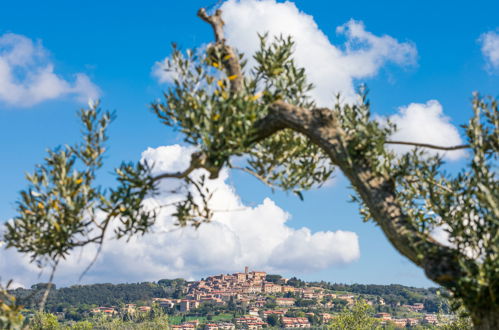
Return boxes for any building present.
[262,283,282,293]
[319,313,334,324]
[234,316,267,328]
[275,298,295,306]
[180,300,200,312]
[281,317,310,328]
[90,307,117,315]
[204,322,236,330]
[391,319,407,327]
[375,313,392,321]
[171,324,196,330]
[423,314,438,325]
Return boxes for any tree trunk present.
[470,306,499,330]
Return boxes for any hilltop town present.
[19,267,451,329]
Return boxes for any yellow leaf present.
[76,178,83,184]
[223,54,232,61]
[212,62,219,68]
[228,74,238,80]
[37,202,44,209]
[212,114,220,121]
[24,210,34,215]
[217,80,225,88]
[251,93,263,101]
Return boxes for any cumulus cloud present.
[1,144,359,287]
[0,33,100,107]
[154,0,417,106]
[387,100,466,161]
[479,30,499,71]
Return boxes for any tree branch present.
[198,7,243,93]
[231,166,278,190]
[152,151,207,181]
[386,140,470,151]
[249,99,474,289]
[197,8,225,42]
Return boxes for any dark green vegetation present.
[11,280,185,316]
[10,279,449,317]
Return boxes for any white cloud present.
[0,33,100,107]
[387,100,466,161]
[220,0,416,105]
[1,144,359,286]
[154,0,417,106]
[479,30,499,71]
[152,60,177,85]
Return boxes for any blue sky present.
[1,0,498,288]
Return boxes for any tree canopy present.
[1,7,497,330]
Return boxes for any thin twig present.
[386,140,470,151]
[39,259,58,312]
[231,166,277,190]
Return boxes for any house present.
[375,313,392,321]
[171,324,196,330]
[281,286,295,293]
[402,303,425,312]
[263,310,285,318]
[281,317,310,328]
[234,316,267,328]
[138,306,151,313]
[391,319,407,327]
[90,307,117,315]
[319,313,334,324]
[180,300,200,312]
[275,298,295,306]
[204,322,235,330]
[262,283,282,293]
[407,318,420,326]
[423,314,438,325]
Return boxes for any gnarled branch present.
[198,8,243,93]
[249,100,475,289]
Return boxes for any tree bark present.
[469,306,499,330]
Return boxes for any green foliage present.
[151,44,263,169]
[265,274,283,283]
[439,308,473,330]
[391,96,498,311]
[69,320,93,330]
[328,300,380,330]
[4,104,113,266]
[266,313,281,327]
[13,281,179,312]
[30,312,60,330]
[246,35,333,195]
[0,282,24,330]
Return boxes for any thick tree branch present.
[197,8,225,42]
[386,140,470,151]
[250,100,475,289]
[198,7,243,93]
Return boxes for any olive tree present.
[2,8,497,329]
